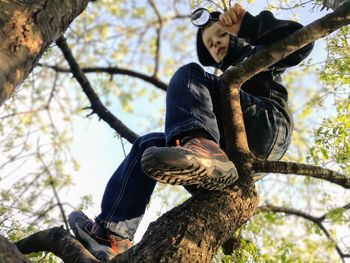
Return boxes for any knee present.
[172,63,203,78]
[133,133,165,151]
[177,62,203,74]
[168,62,204,91]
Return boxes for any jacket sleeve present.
[237,11,314,69]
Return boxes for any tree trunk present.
[0,0,90,106]
[0,235,30,263]
[113,186,258,263]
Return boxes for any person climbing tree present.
[68,3,313,261]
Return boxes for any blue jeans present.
[96,63,292,239]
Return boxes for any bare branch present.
[0,235,30,263]
[258,204,350,261]
[148,0,163,77]
[269,0,315,11]
[253,160,350,188]
[16,227,98,263]
[55,37,139,143]
[39,64,168,91]
[36,149,69,231]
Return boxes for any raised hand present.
[217,3,247,36]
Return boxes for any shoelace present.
[176,138,223,155]
[186,138,217,153]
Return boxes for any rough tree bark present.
[15,187,257,263]
[1,1,350,263]
[0,0,90,106]
[0,235,30,263]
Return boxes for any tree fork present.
[220,0,350,179]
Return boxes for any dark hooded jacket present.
[196,10,314,123]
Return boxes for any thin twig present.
[39,64,168,92]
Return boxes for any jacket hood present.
[196,11,221,67]
[196,14,252,69]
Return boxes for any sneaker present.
[141,137,238,190]
[68,211,132,261]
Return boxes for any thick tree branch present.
[0,0,90,106]
[111,187,257,263]
[16,227,98,263]
[0,235,30,263]
[56,36,139,144]
[253,160,350,188]
[39,64,168,91]
[220,81,255,184]
[16,187,258,263]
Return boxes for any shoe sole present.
[68,212,116,261]
[141,147,238,190]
